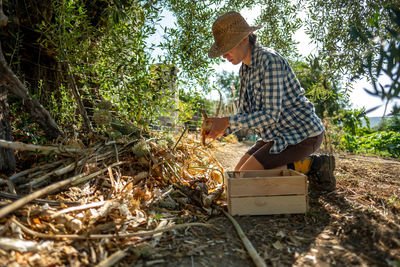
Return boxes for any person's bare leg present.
[234,153,251,171]
[239,155,264,171]
[239,156,288,171]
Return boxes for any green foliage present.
[255,0,302,60]
[386,113,400,131]
[359,6,400,113]
[332,108,370,136]
[160,0,216,86]
[341,131,400,158]
[215,70,240,100]
[49,84,76,127]
[305,0,397,80]
[291,59,349,119]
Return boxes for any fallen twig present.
[0,139,84,155]
[0,162,124,218]
[50,201,107,218]
[173,127,187,150]
[20,157,88,189]
[11,217,212,240]
[222,210,267,267]
[0,191,80,206]
[96,248,129,267]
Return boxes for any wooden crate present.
[225,169,308,216]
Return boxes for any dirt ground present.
[140,142,400,267]
[1,140,399,267]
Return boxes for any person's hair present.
[248,33,257,47]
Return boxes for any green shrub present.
[341,131,400,158]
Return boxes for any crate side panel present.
[226,169,286,179]
[229,176,307,197]
[229,195,307,215]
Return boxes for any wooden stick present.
[0,139,82,155]
[21,157,88,189]
[96,248,129,267]
[173,127,187,150]
[50,201,107,218]
[222,210,267,267]
[11,217,212,240]
[0,191,79,206]
[8,160,64,183]
[0,162,124,218]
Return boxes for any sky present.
[148,8,399,118]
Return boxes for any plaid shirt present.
[226,45,325,154]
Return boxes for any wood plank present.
[226,169,304,179]
[229,195,307,215]
[228,176,307,197]
[227,175,232,214]
[226,170,284,179]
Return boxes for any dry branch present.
[9,160,64,183]
[22,157,88,189]
[0,162,124,218]
[11,217,212,240]
[0,191,79,206]
[223,210,267,267]
[0,139,83,155]
[96,248,129,267]
[50,201,107,218]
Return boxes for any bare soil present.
[142,142,400,267]
[1,141,399,267]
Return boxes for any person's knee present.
[234,153,251,171]
[239,156,264,171]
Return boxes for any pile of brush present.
[0,129,225,265]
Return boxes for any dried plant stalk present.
[96,248,129,267]
[223,210,267,267]
[0,162,124,218]
[0,139,83,155]
[11,217,212,240]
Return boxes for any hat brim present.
[208,25,262,58]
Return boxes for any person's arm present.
[228,56,284,132]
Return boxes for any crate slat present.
[229,195,307,215]
[228,176,306,197]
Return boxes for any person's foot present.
[308,154,336,192]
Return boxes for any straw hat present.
[208,11,262,58]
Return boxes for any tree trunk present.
[0,85,15,173]
[0,0,6,27]
[0,42,62,139]
[0,0,15,173]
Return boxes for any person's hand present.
[204,117,229,139]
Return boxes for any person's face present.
[222,37,249,65]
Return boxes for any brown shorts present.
[246,133,324,169]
